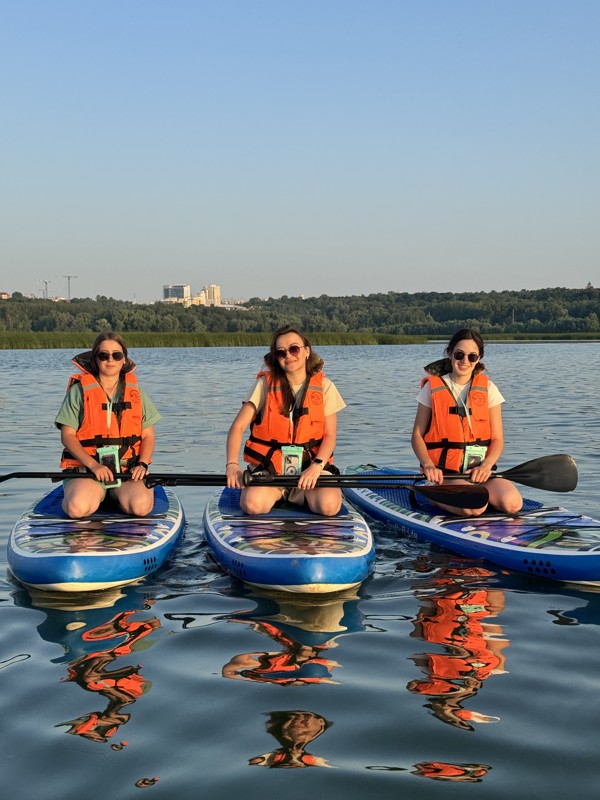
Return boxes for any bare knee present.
[307,491,342,517]
[240,491,277,516]
[498,497,523,515]
[120,496,154,517]
[62,479,104,519]
[454,505,487,518]
[62,497,99,519]
[118,488,154,517]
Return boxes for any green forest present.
[0,286,598,348]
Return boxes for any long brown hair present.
[263,325,324,415]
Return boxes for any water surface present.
[1,343,599,799]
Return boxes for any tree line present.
[1,286,598,336]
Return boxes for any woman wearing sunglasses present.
[411,328,522,516]
[226,325,346,516]
[55,332,160,518]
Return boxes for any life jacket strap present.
[101,401,132,413]
[246,434,322,452]
[76,434,142,450]
[425,438,491,450]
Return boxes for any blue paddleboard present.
[8,484,185,592]
[342,465,600,585]
[203,487,375,594]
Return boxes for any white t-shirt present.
[416,375,505,409]
[245,374,346,417]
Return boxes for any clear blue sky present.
[1,1,598,303]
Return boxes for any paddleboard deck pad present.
[203,488,375,593]
[8,484,185,592]
[342,465,600,585]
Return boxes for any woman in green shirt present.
[55,333,160,519]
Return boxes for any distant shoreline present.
[1,331,598,349]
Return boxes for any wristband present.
[313,458,324,466]
[138,461,149,471]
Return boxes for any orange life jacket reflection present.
[422,374,491,472]
[243,371,330,473]
[60,369,143,470]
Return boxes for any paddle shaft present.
[0,470,488,508]
[0,455,576,496]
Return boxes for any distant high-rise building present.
[163,284,191,302]
[205,284,221,306]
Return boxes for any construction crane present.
[62,275,78,301]
[40,279,51,300]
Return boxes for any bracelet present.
[226,461,238,467]
[138,461,149,471]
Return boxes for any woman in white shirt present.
[411,328,522,516]
[226,326,345,516]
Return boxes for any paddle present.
[172,471,489,509]
[0,469,489,509]
[0,454,575,494]
[476,453,578,492]
[346,454,578,493]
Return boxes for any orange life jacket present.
[243,371,331,473]
[422,373,491,472]
[60,366,143,470]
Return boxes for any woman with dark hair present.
[55,332,160,519]
[411,328,522,516]
[226,325,346,516]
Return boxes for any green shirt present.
[55,381,161,431]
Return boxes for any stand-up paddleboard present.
[203,487,375,594]
[8,484,185,592]
[342,465,600,585]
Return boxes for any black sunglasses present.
[275,344,304,359]
[97,351,125,362]
[453,350,479,363]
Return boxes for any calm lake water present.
[1,343,599,799]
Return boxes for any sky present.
[1,1,598,304]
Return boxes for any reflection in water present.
[250,710,333,768]
[222,621,340,685]
[219,590,364,768]
[59,607,159,742]
[412,761,491,782]
[408,566,508,731]
[221,588,364,687]
[12,584,158,744]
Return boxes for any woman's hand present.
[89,461,114,484]
[226,463,243,489]
[129,463,148,482]
[297,462,324,491]
[468,461,494,484]
[422,465,444,485]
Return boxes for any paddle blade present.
[497,454,578,492]
[412,483,489,510]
